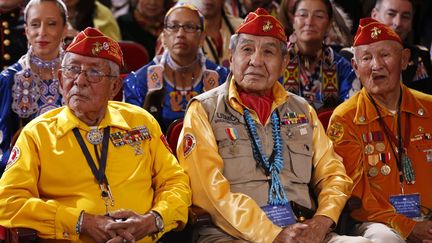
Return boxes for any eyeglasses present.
[164,23,202,33]
[61,65,116,83]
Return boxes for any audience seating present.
[118,41,149,73]
[317,108,335,130]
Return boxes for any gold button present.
[358,116,365,123]
[418,108,425,116]
[3,29,10,35]
[11,13,16,18]
[1,21,8,28]
[3,39,10,46]
[3,54,10,60]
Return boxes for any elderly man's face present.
[59,53,121,118]
[371,0,413,41]
[352,40,410,97]
[230,34,288,95]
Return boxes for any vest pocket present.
[284,141,313,183]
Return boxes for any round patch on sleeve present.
[5,146,20,171]
[182,133,196,158]
[327,122,344,143]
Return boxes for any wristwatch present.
[148,210,164,233]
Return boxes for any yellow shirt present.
[0,101,191,242]
[178,78,352,242]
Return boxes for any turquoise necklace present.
[244,109,288,205]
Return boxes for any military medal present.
[424,149,432,162]
[364,144,374,155]
[130,141,143,155]
[368,167,379,177]
[375,142,385,152]
[87,128,104,145]
[368,154,379,166]
[225,127,239,155]
[381,164,391,175]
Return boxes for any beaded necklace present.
[243,109,288,205]
[12,47,63,118]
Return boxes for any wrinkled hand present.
[407,220,432,243]
[273,215,333,243]
[273,223,308,243]
[80,213,117,243]
[105,209,158,242]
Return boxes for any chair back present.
[166,119,184,156]
[0,226,6,241]
[317,109,334,130]
[118,41,149,73]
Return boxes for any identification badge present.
[389,193,421,218]
[261,204,296,227]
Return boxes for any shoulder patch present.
[182,133,196,158]
[5,146,20,171]
[327,122,344,143]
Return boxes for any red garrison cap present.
[236,8,287,42]
[66,27,123,66]
[353,17,402,47]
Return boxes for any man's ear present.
[351,57,359,78]
[58,69,66,98]
[371,8,379,19]
[110,76,123,100]
[401,48,411,70]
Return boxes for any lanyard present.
[73,127,114,212]
[368,93,411,186]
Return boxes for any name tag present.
[261,204,296,227]
[389,193,421,218]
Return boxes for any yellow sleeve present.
[147,117,191,232]
[328,113,415,239]
[0,128,81,240]
[177,101,282,243]
[308,106,353,224]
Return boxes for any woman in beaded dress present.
[124,3,229,132]
[280,0,358,112]
[0,0,67,176]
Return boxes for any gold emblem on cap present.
[263,20,273,32]
[371,27,381,39]
[92,42,103,56]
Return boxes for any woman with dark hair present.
[0,0,67,176]
[117,0,174,58]
[63,0,121,41]
[123,3,228,132]
[281,0,358,111]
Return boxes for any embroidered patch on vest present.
[5,146,20,171]
[327,122,344,143]
[182,133,196,158]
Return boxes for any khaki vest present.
[193,82,317,210]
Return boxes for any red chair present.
[0,226,6,241]
[118,41,149,73]
[317,108,334,130]
[165,119,184,156]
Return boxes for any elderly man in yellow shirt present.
[0,27,191,243]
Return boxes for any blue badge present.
[261,204,297,227]
[389,193,421,218]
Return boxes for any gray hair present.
[62,52,120,77]
[24,0,68,25]
[229,34,289,57]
